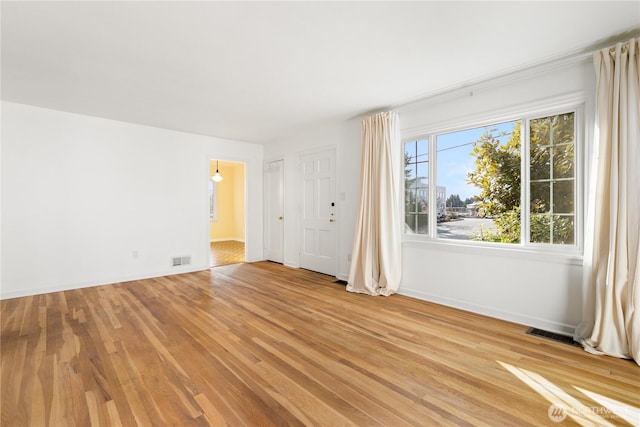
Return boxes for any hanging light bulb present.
[212,160,223,182]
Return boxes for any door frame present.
[204,156,248,266]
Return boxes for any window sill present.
[402,235,583,266]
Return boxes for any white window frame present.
[401,98,583,258]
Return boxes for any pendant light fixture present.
[212,160,223,182]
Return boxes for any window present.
[404,139,429,234]
[529,113,576,244]
[403,109,578,248]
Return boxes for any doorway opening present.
[209,159,246,267]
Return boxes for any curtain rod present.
[392,29,640,112]
[392,50,593,111]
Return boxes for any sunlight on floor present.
[497,361,638,426]
[574,386,640,426]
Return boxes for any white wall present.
[264,119,360,280]
[396,57,596,335]
[267,56,596,335]
[1,102,264,299]
[3,55,597,334]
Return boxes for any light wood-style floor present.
[1,262,638,426]
[210,240,245,267]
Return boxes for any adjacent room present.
[208,159,246,267]
[1,2,639,425]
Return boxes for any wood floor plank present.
[2,261,639,426]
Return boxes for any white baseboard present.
[210,238,245,243]
[5,265,575,337]
[0,264,210,300]
[398,287,577,336]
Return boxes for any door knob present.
[329,219,335,222]
[278,216,283,220]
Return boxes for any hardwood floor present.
[210,241,245,267]
[1,262,638,426]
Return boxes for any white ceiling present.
[2,1,639,144]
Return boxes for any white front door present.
[265,160,284,263]
[299,149,337,276]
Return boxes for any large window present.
[404,109,578,248]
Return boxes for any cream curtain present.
[575,38,640,364]
[347,112,402,296]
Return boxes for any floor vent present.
[171,256,191,267]
[334,280,347,286]
[526,327,580,347]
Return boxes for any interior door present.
[265,160,284,263]
[299,149,336,276]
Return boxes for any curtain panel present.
[347,112,402,296]
[576,38,640,364]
